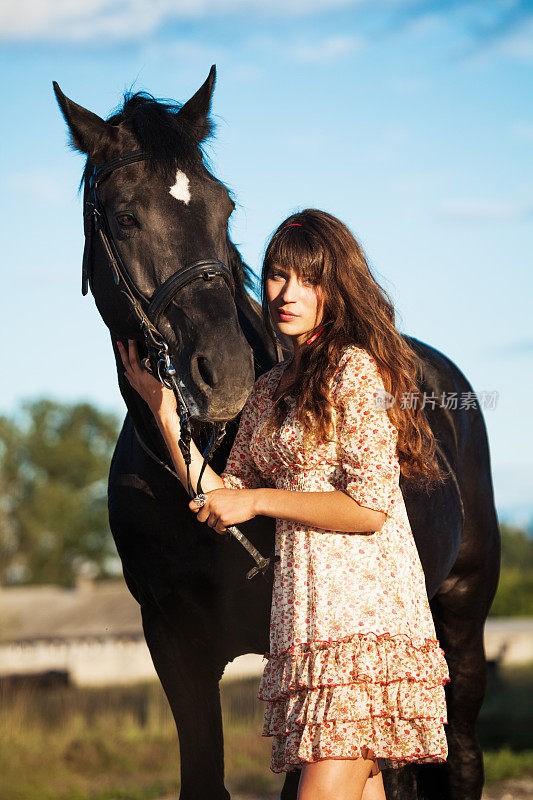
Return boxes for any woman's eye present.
[116,213,137,228]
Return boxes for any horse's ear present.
[53,81,117,156]
[178,65,216,143]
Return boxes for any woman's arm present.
[117,340,223,493]
[334,347,401,521]
[199,486,386,534]
[253,488,385,533]
[118,340,385,535]
[154,407,225,493]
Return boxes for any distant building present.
[0,577,263,686]
[0,577,156,685]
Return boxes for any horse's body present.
[54,69,500,800]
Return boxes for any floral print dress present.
[221,345,449,774]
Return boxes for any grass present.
[483,748,533,785]
[1,666,532,799]
[478,662,533,751]
[0,677,283,800]
[477,661,533,786]
[0,680,177,800]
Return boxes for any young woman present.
[118,209,450,800]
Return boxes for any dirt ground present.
[157,777,533,800]
[482,776,533,799]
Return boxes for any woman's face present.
[266,263,324,346]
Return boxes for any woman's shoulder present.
[334,344,378,376]
[331,344,384,396]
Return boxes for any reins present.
[83,150,277,580]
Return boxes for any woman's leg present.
[297,757,376,800]
[361,767,386,800]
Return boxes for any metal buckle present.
[157,349,176,389]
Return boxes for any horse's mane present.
[225,234,257,295]
[81,90,255,291]
[107,91,208,174]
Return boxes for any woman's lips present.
[277,309,298,321]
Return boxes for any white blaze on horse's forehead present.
[169,169,191,205]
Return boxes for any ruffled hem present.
[269,718,448,773]
[258,631,449,773]
[263,679,447,733]
[259,631,450,699]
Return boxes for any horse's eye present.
[116,213,136,228]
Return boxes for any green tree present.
[489,523,533,617]
[500,522,533,570]
[0,398,121,586]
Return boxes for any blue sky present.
[0,1,532,524]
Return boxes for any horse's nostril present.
[197,356,216,388]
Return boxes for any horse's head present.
[53,67,256,421]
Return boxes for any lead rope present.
[122,307,278,580]
[153,354,278,580]
[196,422,227,495]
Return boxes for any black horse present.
[54,67,500,800]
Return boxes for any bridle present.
[83,150,234,380]
[83,149,276,580]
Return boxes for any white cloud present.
[140,38,226,62]
[392,11,449,39]
[0,0,194,42]
[290,34,364,63]
[245,32,365,64]
[439,199,532,221]
[0,0,362,42]
[491,16,533,62]
[2,0,531,65]
[141,31,361,68]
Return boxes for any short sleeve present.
[334,348,400,518]
[221,374,273,491]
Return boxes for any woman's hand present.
[117,339,177,420]
[189,488,258,534]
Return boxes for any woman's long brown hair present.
[260,208,449,489]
